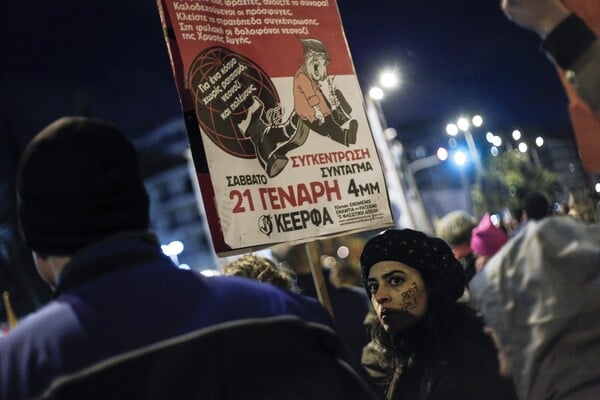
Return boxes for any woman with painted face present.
[360,229,517,400]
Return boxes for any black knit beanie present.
[360,229,466,301]
[17,117,150,255]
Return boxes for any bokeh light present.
[453,150,467,166]
[512,129,522,141]
[518,142,528,153]
[369,86,384,100]
[436,147,449,161]
[446,123,459,136]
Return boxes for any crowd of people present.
[1,1,599,399]
[2,118,600,399]
[2,115,598,399]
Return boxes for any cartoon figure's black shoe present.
[265,154,289,178]
[345,119,358,146]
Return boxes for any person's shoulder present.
[216,275,324,309]
[432,305,517,398]
[206,274,287,296]
[338,285,369,297]
[0,300,84,398]
[0,299,82,354]
[204,275,332,325]
[448,303,486,335]
[440,304,503,371]
[334,286,370,307]
[3,300,74,338]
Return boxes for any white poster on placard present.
[157,0,394,255]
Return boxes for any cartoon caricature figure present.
[293,38,357,147]
[237,38,357,178]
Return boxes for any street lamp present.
[448,149,474,214]
[368,86,384,101]
[453,150,468,166]
[407,147,448,174]
[437,147,449,161]
[535,136,544,147]
[369,69,402,102]
[379,69,401,89]
[457,117,470,132]
[445,115,484,182]
[365,71,413,228]
[379,67,402,89]
[446,123,459,136]
[364,68,433,233]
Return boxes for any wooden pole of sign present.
[304,241,335,320]
[3,291,18,329]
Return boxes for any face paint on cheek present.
[399,282,419,312]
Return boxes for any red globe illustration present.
[188,47,280,159]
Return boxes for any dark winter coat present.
[0,234,370,400]
[296,270,371,368]
[41,316,378,400]
[362,303,517,400]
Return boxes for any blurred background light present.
[368,86,384,100]
[453,150,467,166]
[512,129,522,141]
[436,147,449,161]
[518,142,528,153]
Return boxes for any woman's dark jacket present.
[362,303,517,400]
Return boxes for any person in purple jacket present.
[0,117,376,400]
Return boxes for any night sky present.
[336,2,571,148]
[2,0,572,182]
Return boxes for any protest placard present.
[157,0,394,255]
